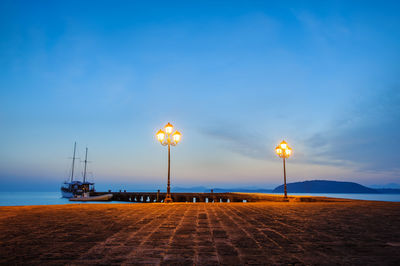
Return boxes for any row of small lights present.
[156,122,293,202]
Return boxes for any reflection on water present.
[0,191,399,206]
[268,192,400,202]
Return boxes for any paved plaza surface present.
[1,201,400,265]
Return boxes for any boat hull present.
[69,194,113,202]
[61,190,74,198]
[61,181,95,198]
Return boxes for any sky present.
[0,0,399,191]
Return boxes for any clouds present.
[1,1,400,189]
[304,84,400,174]
[200,122,271,160]
[199,81,400,181]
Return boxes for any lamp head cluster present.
[275,140,292,158]
[156,122,181,146]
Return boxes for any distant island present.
[174,180,400,194]
[274,180,400,194]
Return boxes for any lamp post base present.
[164,194,173,203]
[283,196,289,202]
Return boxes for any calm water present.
[268,193,400,202]
[0,192,131,206]
[0,192,400,206]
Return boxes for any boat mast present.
[83,147,88,183]
[70,142,77,182]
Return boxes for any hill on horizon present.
[273,180,378,194]
[172,181,400,194]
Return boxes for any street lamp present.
[156,122,182,203]
[275,140,292,199]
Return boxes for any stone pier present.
[92,191,344,203]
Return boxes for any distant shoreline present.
[1,191,400,207]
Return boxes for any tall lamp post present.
[156,122,182,203]
[275,140,292,199]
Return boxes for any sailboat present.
[61,143,95,198]
[69,145,113,201]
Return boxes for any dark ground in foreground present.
[0,201,400,265]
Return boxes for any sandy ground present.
[0,201,400,265]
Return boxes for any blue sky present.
[0,0,399,191]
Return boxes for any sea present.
[0,192,400,206]
[0,192,130,206]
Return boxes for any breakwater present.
[91,191,345,202]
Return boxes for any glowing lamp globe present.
[157,130,165,142]
[165,122,174,134]
[173,131,181,143]
[280,140,287,150]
